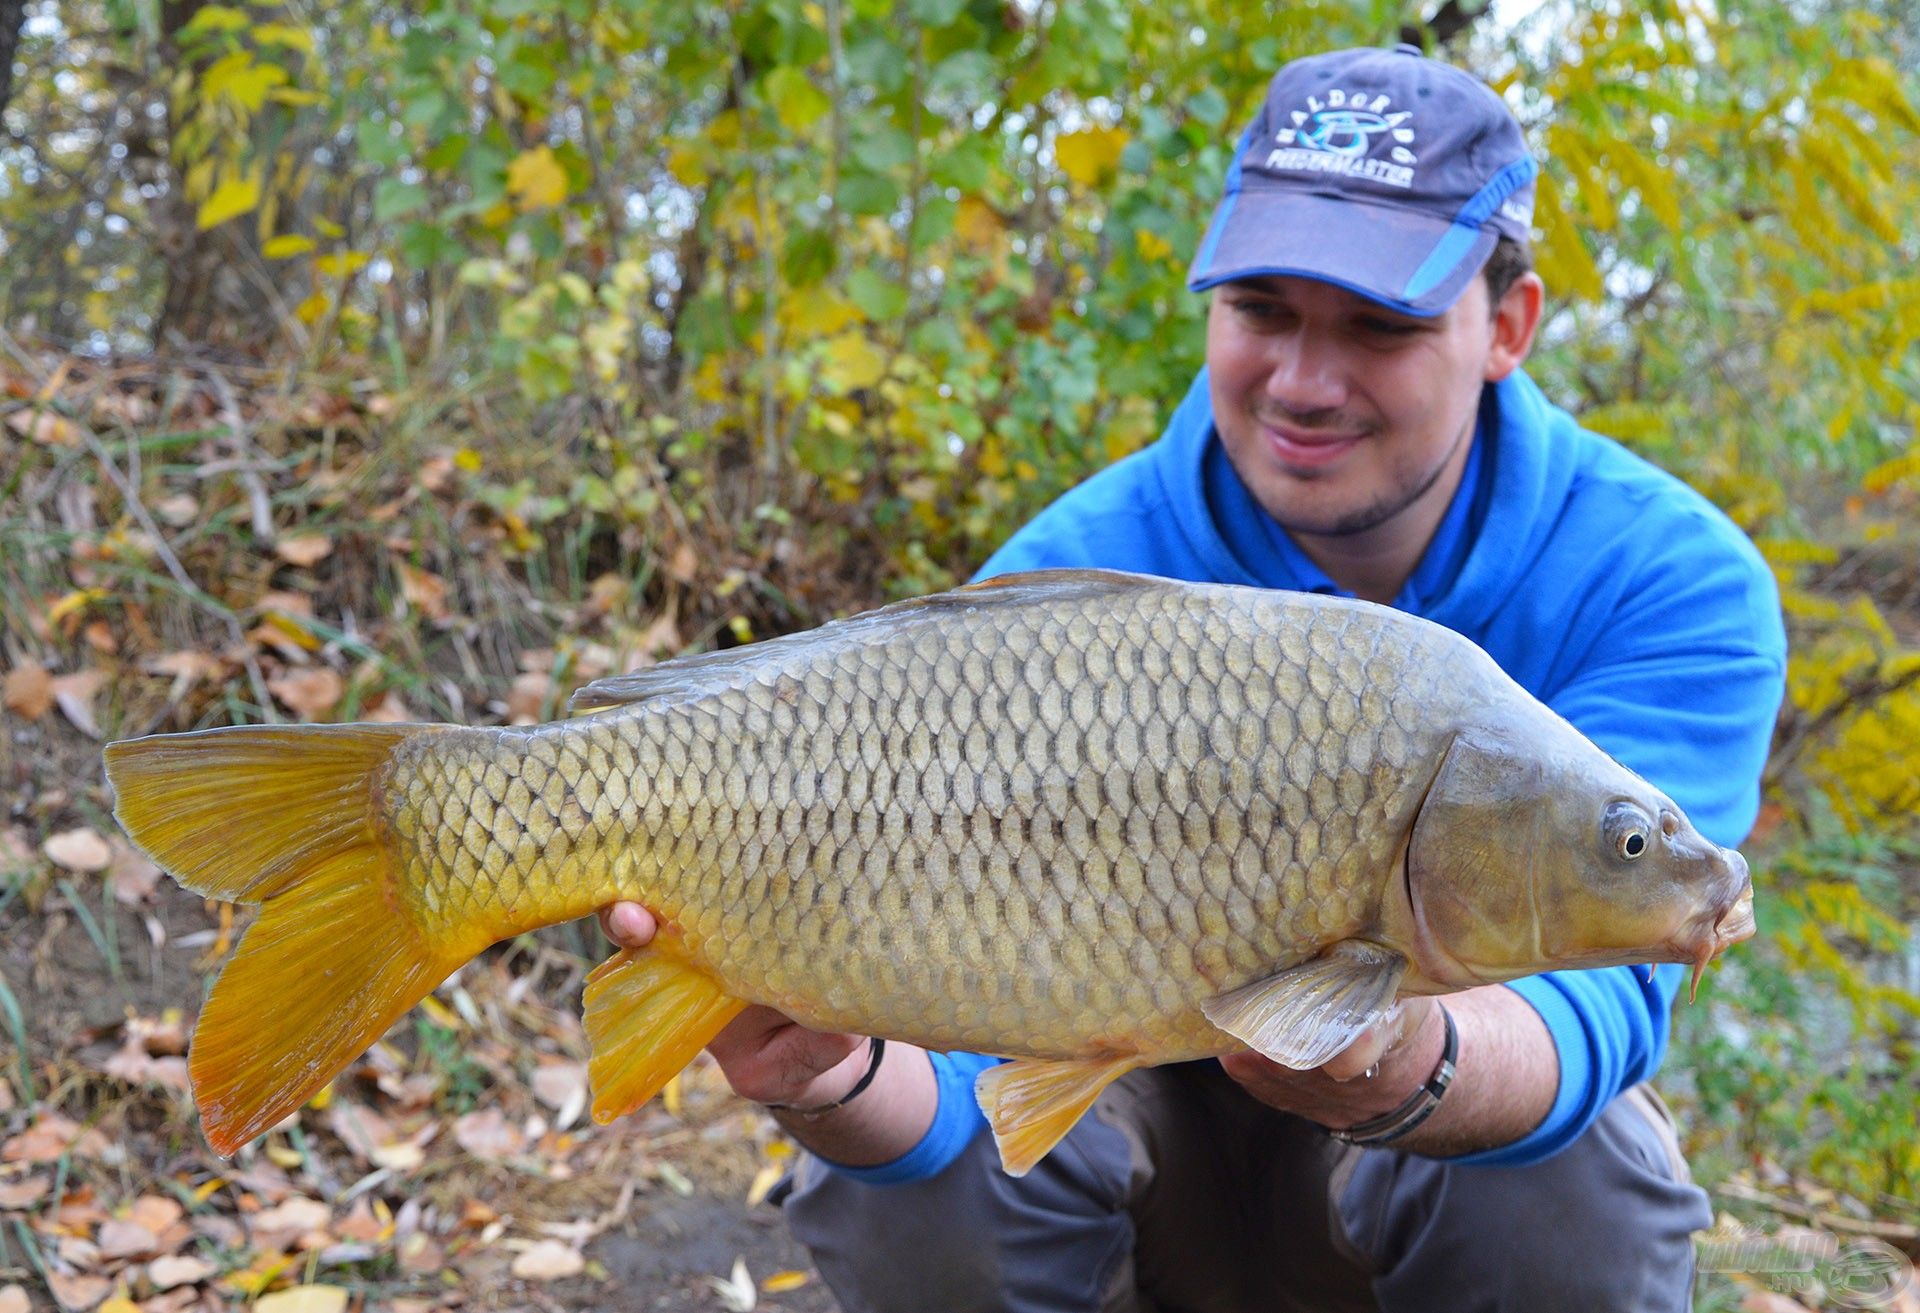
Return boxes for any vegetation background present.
[1,0,1917,1309]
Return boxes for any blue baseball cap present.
[1187,44,1538,316]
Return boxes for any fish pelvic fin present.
[104,724,469,1156]
[973,1053,1142,1178]
[1202,941,1408,1070]
[584,949,747,1124]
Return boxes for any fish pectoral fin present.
[1202,941,1408,1071]
[583,949,747,1124]
[973,1054,1142,1178]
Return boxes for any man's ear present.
[1484,272,1544,383]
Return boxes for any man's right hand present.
[595,900,874,1110]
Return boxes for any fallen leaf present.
[126,1195,183,1235]
[453,1108,525,1162]
[762,1270,810,1294]
[253,1286,347,1313]
[44,827,112,873]
[363,690,418,723]
[273,534,333,567]
[707,1257,756,1312]
[0,1177,48,1209]
[665,542,699,585]
[96,1299,138,1313]
[107,844,161,905]
[146,1255,215,1291]
[509,1239,584,1281]
[268,667,344,719]
[506,671,550,726]
[246,1196,330,1250]
[333,1201,385,1244]
[99,1036,190,1095]
[3,663,53,719]
[45,1272,111,1311]
[51,670,106,737]
[530,1062,588,1130]
[96,1219,159,1260]
[745,1162,783,1209]
[395,1231,442,1275]
[81,621,117,655]
[0,1287,27,1313]
[5,407,82,447]
[153,494,200,527]
[398,564,450,622]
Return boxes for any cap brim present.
[1187,186,1497,317]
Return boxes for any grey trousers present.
[782,1063,1711,1313]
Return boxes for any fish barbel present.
[104,569,1754,1174]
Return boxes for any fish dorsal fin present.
[569,569,1166,711]
[583,949,746,1123]
[973,1053,1142,1177]
[1201,941,1407,1071]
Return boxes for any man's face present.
[1206,273,1522,539]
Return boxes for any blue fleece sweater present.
[838,367,1785,1181]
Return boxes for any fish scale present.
[378,574,1459,1062]
[105,568,1754,1172]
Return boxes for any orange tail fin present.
[105,724,465,1155]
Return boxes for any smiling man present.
[602,43,1786,1311]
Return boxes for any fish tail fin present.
[105,724,469,1155]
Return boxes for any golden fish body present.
[105,570,1753,1172]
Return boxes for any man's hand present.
[596,901,872,1110]
[1220,985,1558,1157]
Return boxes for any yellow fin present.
[973,1054,1141,1178]
[584,949,746,1123]
[104,724,465,1156]
[1202,941,1406,1071]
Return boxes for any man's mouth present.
[1262,421,1365,469]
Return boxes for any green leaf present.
[851,123,916,173]
[929,136,994,192]
[847,268,908,321]
[783,228,837,286]
[926,50,994,101]
[398,222,465,267]
[836,171,899,216]
[764,66,830,134]
[1187,88,1229,127]
[374,178,429,222]
[355,118,407,168]
[846,35,908,92]
[906,0,966,25]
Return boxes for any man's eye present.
[1359,318,1419,336]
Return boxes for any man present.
[602,44,1786,1311]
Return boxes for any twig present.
[203,364,276,544]
[1716,1178,1920,1260]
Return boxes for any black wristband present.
[766,1038,887,1119]
[1327,1004,1458,1146]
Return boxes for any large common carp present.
[105,569,1754,1175]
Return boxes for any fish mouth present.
[1675,867,1757,1002]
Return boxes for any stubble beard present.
[1264,413,1476,539]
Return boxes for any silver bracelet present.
[1327,1004,1457,1146]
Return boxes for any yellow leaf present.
[1134,228,1174,263]
[1054,127,1128,187]
[197,168,262,230]
[199,50,288,113]
[955,196,1004,251]
[314,250,369,279]
[454,447,483,473]
[780,286,864,337]
[253,22,314,51]
[745,1162,783,1207]
[294,290,330,324]
[100,1296,140,1313]
[253,1287,348,1313]
[667,142,710,186]
[508,146,569,211]
[762,1271,811,1293]
[262,234,314,258]
[47,587,107,624]
[819,332,888,392]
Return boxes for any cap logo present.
[1267,89,1417,190]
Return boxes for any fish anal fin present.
[973,1054,1141,1178]
[584,949,746,1123]
[1202,941,1408,1071]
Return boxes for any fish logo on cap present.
[1270,89,1418,189]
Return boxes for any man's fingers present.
[598,901,657,948]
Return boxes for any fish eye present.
[1604,801,1654,861]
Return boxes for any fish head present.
[1402,726,1755,994]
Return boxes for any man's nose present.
[1262,335,1348,414]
